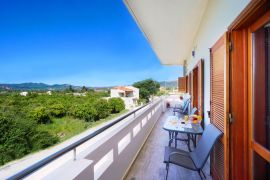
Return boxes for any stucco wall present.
[110,89,121,97]
[185,0,250,125]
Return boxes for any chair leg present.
[198,170,204,180]
[165,163,170,180]
[175,132,178,148]
[201,169,206,179]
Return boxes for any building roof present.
[113,86,134,92]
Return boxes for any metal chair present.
[173,97,190,110]
[173,99,190,115]
[164,124,223,180]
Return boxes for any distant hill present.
[0,80,178,91]
[159,80,177,88]
[0,83,81,91]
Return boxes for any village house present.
[110,86,139,109]
[19,92,28,96]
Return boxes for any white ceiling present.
[124,0,208,65]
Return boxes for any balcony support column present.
[73,148,76,161]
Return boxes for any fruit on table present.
[189,115,202,122]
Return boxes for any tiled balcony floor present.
[125,109,211,180]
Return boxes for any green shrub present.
[0,114,59,165]
[28,92,38,98]
[31,131,59,151]
[0,115,31,165]
[49,104,66,117]
[31,107,51,124]
[72,100,111,121]
[72,103,97,122]
[94,99,111,119]
[108,98,125,113]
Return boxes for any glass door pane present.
[253,21,270,151]
[252,21,270,179]
[253,152,270,179]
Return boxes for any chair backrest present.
[183,94,190,104]
[190,124,223,169]
[182,98,190,113]
[183,94,191,101]
[190,107,197,115]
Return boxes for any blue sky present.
[0,0,182,87]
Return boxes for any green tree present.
[133,79,160,102]
[49,104,66,117]
[94,99,111,119]
[72,103,97,122]
[0,114,58,165]
[108,98,125,113]
[31,107,51,124]
[81,86,88,92]
[66,85,75,93]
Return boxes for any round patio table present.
[163,116,203,151]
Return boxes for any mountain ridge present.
[0,80,177,91]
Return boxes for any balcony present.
[0,0,269,179]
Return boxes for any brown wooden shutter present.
[210,33,229,180]
[178,77,186,92]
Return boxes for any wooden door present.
[191,60,204,120]
[210,33,229,180]
[192,67,198,109]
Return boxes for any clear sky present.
[0,0,182,87]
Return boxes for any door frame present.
[197,59,204,128]
[248,10,270,179]
[228,0,270,179]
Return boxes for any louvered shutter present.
[178,77,186,92]
[210,33,229,180]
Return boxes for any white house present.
[73,92,87,97]
[19,92,28,96]
[110,86,139,109]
